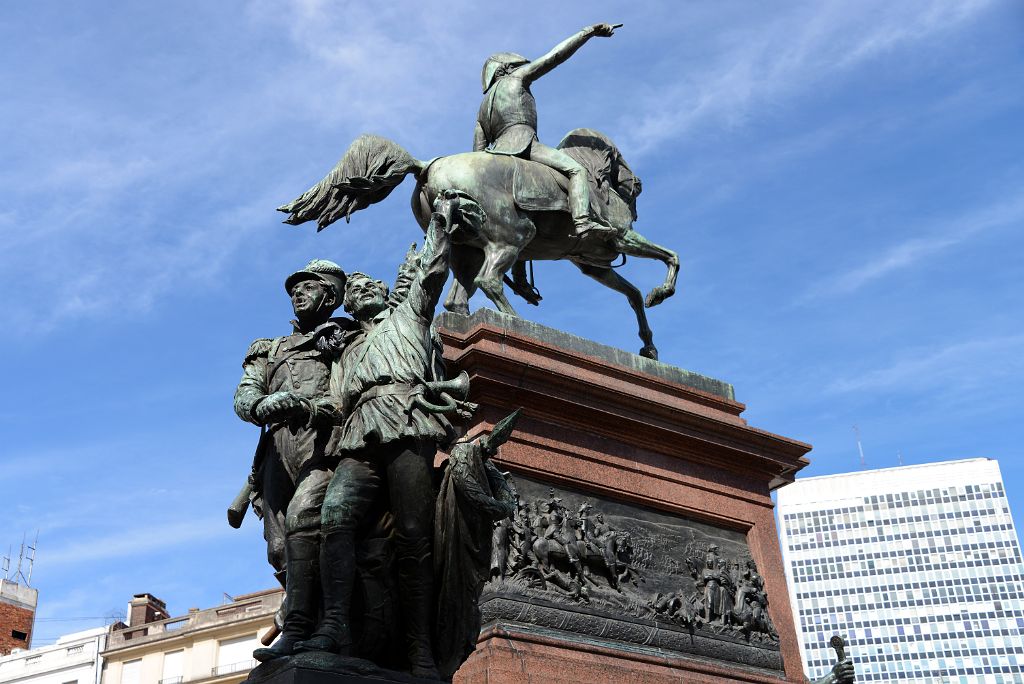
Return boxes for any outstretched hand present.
[589,23,621,37]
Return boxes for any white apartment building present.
[777,458,1024,684]
[0,626,106,684]
[100,590,280,684]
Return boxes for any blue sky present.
[2,0,1022,646]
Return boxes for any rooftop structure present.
[0,580,38,656]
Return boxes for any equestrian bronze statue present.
[279,24,679,360]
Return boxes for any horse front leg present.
[614,229,680,308]
[474,243,522,317]
[444,244,484,315]
[575,262,658,360]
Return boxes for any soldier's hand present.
[255,391,305,424]
[589,23,620,37]
[432,190,460,235]
[832,661,855,684]
[310,397,342,424]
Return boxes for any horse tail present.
[278,133,425,231]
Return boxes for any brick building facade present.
[0,580,38,656]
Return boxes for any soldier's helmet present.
[285,259,347,307]
[481,52,529,92]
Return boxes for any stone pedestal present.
[437,310,812,684]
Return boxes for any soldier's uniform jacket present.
[234,321,349,499]
[477,74,538,156]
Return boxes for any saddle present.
[510,128,640,230]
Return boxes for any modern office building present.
[777,458,1024,683]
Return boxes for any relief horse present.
[279,130,679,359]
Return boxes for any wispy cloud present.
[804,194,1024,300]
[621,0,996,155]
[42,519,230,569]
[828,333,1024,394]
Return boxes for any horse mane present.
[557,128,642,220]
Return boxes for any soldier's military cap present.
[285,259,347,303]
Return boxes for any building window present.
[160,649,184,684]
[121,658,142,684]
[212,634,257,676]
[11,630,28,641]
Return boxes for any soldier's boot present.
[396,542,439,680]
[254,537,319,662]
[294,530,355,656]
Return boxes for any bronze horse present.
[279,130,679,358]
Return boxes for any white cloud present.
[828,333,1024,394]
[621,0,996,156]
[42,519,230,569]
[806,194,1024,300]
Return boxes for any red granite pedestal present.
[437,310,812,684]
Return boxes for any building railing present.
[211,659,256,676]
[158,677,183,684]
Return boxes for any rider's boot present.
[254,536,319,662]
[573,215,616,237]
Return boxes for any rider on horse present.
[475,23,621,238]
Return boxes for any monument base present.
[242,652,439,684]
[462,624,792,684]
[438,310,812,683]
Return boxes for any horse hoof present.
[645,287,674,308]
[445,304,470,316]
[640,345,658,360]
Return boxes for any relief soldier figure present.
[695,545,733,626]
[232,259,351,661]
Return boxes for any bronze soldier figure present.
[294,194,462,679]
[474,23,621,237]
[233,259,351,662]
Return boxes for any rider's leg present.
[528,142,613,236]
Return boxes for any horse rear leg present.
[575,262,657,359]
[614,230,680,308]
[444,244,484,315]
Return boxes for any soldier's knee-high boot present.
[396,536,439,679]
[254,537,319,662]
[295,529,355,655]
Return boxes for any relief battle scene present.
[482,473,783,670]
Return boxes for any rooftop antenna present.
[14,534,25,583]
[26,531,37,586]
[897,450,904,466]
[852,425,867,470]
[223,592,235,604]
[2,545,10,580]
[13,532,37,587]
